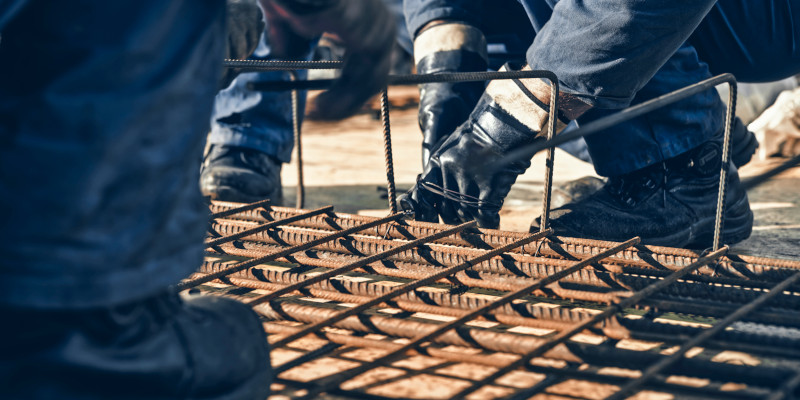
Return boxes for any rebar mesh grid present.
[182,200,800,400]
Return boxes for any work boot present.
[201,144,283,205]
[0,292,271,400]
[730,115,759,168]
[531,134,754,248]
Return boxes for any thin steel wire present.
[269,228,550,349]
[176,213,404,290]
[297,237,640,400]
[607,270,800,400]
[246,220,478,306]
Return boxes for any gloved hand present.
[413,22,488,167]
[259,0,396,119]
[221,0,266,88]
[399,65,587,228]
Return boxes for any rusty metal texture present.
[209,201,800,277]
[194,203,800,400]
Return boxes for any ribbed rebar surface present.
[188,200,800,400]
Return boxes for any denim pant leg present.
[523,0,725,176]
[0,0,225,308]
[579,43,725,176]
[691,0,800,82]
[208,31,312,164]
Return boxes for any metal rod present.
[298,237,640,399]
[209,199,270,219]
[175,213,404,290]
[246,220,478,306]
[607,271,800,400]
[289,71,305,209]
[452,246,729,400]
[249,70,560,91]
[223,59,342,70]
[502,74,738,166]
[538,73,558,232]
[205,206,332,248]
[380,88,398,214]
[713,78,737,251]
[270,229,549,349]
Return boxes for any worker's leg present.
[203,26,315,205]
[691,0,800,83]
[0,0,271,398]
[520,0,753,246]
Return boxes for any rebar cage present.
[183,62,800,399]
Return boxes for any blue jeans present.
[405,0,800,176]
[209,30,313,163]
[0,0,225,308]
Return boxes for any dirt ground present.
[282,86,800,260]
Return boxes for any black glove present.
[260,0,396,119]
[221,0,266,88]
[399,92,542,228]
[414,22,488,167]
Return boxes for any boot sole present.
[203,184,283,206]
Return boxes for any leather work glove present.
[414,22,488,167]
[259,0,396,119]
[399,65,589,228]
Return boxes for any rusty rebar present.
[607,271,800,400]
[380,88,398,214]
[269,230,548,348]
[451,246,729,399]
[289,71,305,209]
[176,213,404,290]
[209,199,270,219]
[207,203,800,278]
[298,237,641,399]
[246,220,478,306]
[205,206,332,248]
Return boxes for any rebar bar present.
[450,247,728,399]
[245,220,478,306]
[299,237,640,399]
[269,230,548,348]
[380,88,398,214]
[176,213,404,290]
[205,206,332,248]
[607,271,800,400]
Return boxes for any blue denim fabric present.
[210,0,411,163]
[0,0,225,308]
[208,31,312,164]
[403,0,800,176]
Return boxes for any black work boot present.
[531,135,753,248]
[730,115,759,168]
[1,292,272,400]
[201,144,283,205]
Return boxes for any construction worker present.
[0,1,394,399]
[400,0,800,248]
[201,0,411,205]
